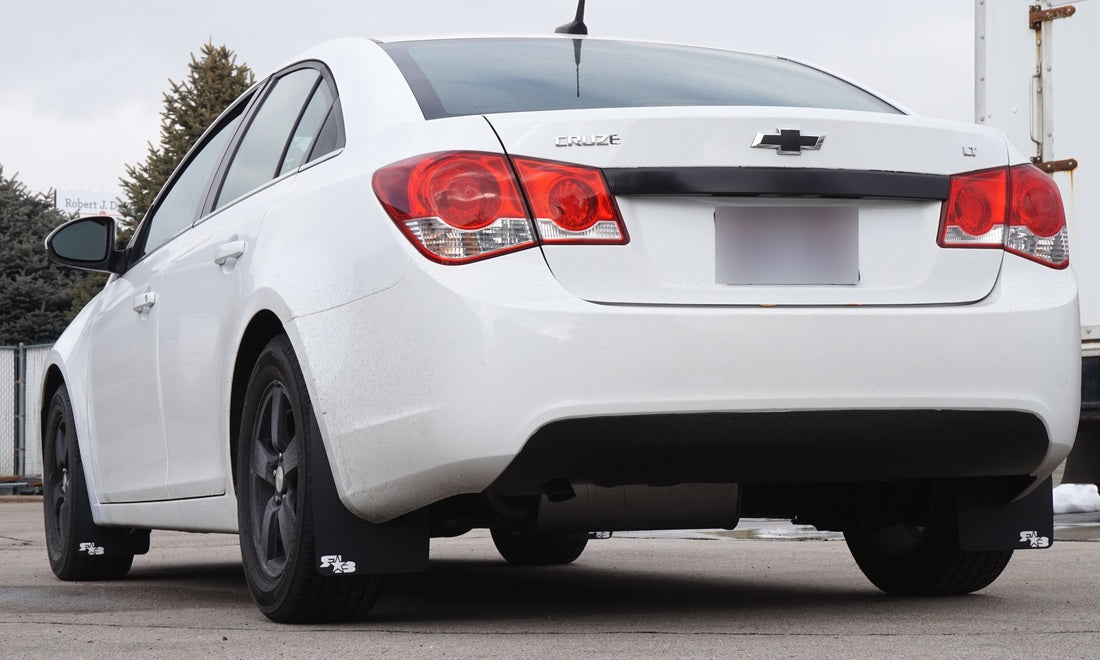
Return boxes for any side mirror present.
[45,216,125,274]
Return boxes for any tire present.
[491,527,589,565]
[844,485,1013,596]
[42,385,134,580]
[236,335,381,623]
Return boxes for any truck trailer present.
[977,0,1100,480]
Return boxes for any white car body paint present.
[43,37,1080,533]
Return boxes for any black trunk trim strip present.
[603,167,950,200]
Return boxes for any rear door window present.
[215,68,321,207]
[278,82,336,176]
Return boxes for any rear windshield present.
[381,38,900,119]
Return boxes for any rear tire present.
[844,485,1012,596]
[237,336,381,623]
[491,528,588,565]
[43,385,134,581]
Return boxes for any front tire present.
[844,485,1012,596]
[491,527,589,565]
[43,385,134,580]
[237,336,381,623]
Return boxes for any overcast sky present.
[0,0,974,197]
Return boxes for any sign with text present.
[54,189,125,219]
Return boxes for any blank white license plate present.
[715,206,859,285]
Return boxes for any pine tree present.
[0,167,102,344]
[118,41,254,235]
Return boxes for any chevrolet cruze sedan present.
[43,35,1079,622]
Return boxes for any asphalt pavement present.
[3,497,1100,658]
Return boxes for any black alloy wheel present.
[236,335,381,622]
[43,385,134,580]
[247,380,302,581]
[844,484,1013,596]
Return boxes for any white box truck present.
[977,0,1100,480]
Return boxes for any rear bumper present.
[488,410,1049,493]
[289,250,1080,523]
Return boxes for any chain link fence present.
[1,344,51,490]
[0,349,15,477]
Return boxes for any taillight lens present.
[373,151,627,263]
[1006,164,1068,268]
[938,168,1007,248]
[372,152,535,263]
[511,157,627,244]
[938,163,1067,268]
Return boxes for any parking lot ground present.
[3,497,1100,658]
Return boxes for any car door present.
[157,65,341,498]
[87,105,246,503]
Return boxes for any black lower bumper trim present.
[489,410,1049,493]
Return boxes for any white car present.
[43,34,1079,622]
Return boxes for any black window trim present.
[275,76,325,178]
[205,60,341,216]
[126,85,262,270]
[305,97,346,164]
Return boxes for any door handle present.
[214,240,246,266]
[132,291,157,313]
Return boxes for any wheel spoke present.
[251,441,278,486]
[277,497,296,556]
[281,433,301,480]
[51,480,65,509]
[259,496,281,561]
[57,496,70,533]
[54,425,67,471]
[269,387,290,452]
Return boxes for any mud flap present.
[957,477,1053,551]
[71,466,149,557]
[1062,429,1100,484]
[1062,355,1100,484]
[310,420,429,576]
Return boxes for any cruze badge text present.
[555,134,621,147]
[752,129,825,155]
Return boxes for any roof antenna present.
[555,0,588,35]
[555,1,587,97]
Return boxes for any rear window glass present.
[381,38,899,119]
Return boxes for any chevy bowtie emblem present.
[751,129,825,155]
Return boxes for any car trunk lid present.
[486,106,1009,306]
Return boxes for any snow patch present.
[1053,483,1100,514]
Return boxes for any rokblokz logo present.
[1019,531,1050,548]
[78,542,104,555]
[319,554,356,574]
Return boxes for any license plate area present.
[715,206,859,285]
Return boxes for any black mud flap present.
[1062,355,1100,484]
[310,420,429,576]
[957,477,1053,551]
[71,466,150,557]
[1063,429,1100,484]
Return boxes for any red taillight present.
[372,152,534,263]
[938,163,1067,268]
[511,157,627,244]
[938,168,1007,248]
[1006,164,1069,268]
[373,152,627,263]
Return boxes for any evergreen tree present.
[0,167,101,344]
[118,41,254,235]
